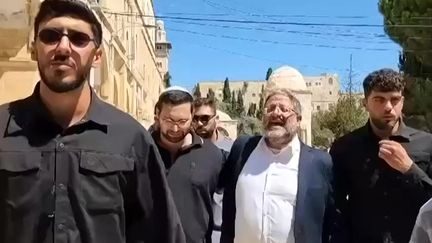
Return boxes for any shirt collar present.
[32,82,110,126]
[366,119,412,142]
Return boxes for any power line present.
[167,20,393,44]
[166,27,398,51]
[163,12,376,19]
[101,10,432,28]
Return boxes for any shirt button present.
[57,223,65,231]
[57,142,65,151]
[383,192,388,196]
[384,215,389,220]
[58,184,66,191]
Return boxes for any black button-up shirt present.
[0,84,185,243]
[152,132,224,243]
[330,121,432,243]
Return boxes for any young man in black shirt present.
[152,87,225,243]
[0,1,185,242]
[330,68,432,243]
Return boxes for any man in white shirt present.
[220,88,335,243]
[410,198,432,243]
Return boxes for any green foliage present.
[379,0,432,130]
[379,0,432,78]
[248,103,257,117]
[223,78,231,102]
[163,72,171,88]
[237,117,262,136]
[266,67,273,80]
[193,83,201,98]
[236,91,244,116]
[207,88,216,100]
[312,95,368,148]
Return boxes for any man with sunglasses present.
[152,87,226,243]
[220,88,335,243]
[192,97,233,243]
[0,1,185,243]
[192,97,233,153]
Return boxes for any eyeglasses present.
[264,105,296,115]
[193,114,216,124]
[38,28,96,48]
[162,118,190,127]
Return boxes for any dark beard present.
[370,117,396,131]
[38,64,88,93]
[161,130,188,144]
[195,129,213,139]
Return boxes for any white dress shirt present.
[234,136,301,243]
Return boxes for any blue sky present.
[154,0,401,91]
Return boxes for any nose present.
[171,125,179,132]
[383,99,393,111]
[55,35,72,55]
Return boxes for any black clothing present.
[0,83,185,243]
[330,122,432,243]
[152,132,225,243]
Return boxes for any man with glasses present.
[330,69,432,243]
[192,97,233,243]
[0,1,185,242]
[220,88,335,243]
[152,87,225,243]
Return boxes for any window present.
[329,78,333,85]
[329,91,332,95]
[316,105,321,111]
[252,93,256,97]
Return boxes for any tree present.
[379,1,432,130]
[379,0,432,79]
[207,88,216,100]
[312,95,368,148]
[265,67,273,80]
[256,85,265,118]
[163,72,171,88]
[223,77,231,102]
[193,83,201,98]
[236,91,244,116]
[247,103,257,117]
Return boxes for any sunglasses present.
[38,28,97,48]
[193,114,216,124]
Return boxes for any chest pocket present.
[0,151,42,210]
[79,151,135,210]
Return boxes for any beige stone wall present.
[199,74,340,115]
[305,74,340,112]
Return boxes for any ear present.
[362,97,367,109]
[92,47,103,68]
[30,41,37,61]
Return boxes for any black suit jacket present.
[220,135,336,243]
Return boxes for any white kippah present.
[162,86,192,96]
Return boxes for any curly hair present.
[363,68,405,97]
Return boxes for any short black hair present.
[156,90,194,114]
[363,68,405,97]
[34,0,102,47]
[193,97,216,114]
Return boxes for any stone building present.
[197,70,340,114]
[0,0,170,127]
